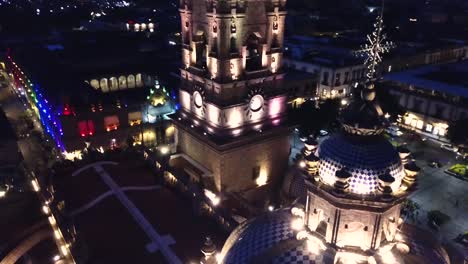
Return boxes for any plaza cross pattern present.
[72,161,182,264]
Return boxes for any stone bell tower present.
[172,0,290,207]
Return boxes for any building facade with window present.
[5,42,178,154]
[284,55,366,99]
[382,60,468,141]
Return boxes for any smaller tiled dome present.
[318,133,404,194]
[220,209,329,264]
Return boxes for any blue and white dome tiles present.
[318,133,405,194]
[220,209,332,264]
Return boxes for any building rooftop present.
[6,31,180,110]
[52,156,228,263]
[383,60,468,99]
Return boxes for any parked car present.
[440,144,458,153]
[428,160,442,168]
[318,130,329,137]
[456,151,468,161]
[386,126,403,137]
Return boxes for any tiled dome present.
[219,209,449,264]
[220,209,330,264]
[318,133,404,194]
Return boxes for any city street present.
[403,135,468,245]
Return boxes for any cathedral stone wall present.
[177,126,290,196]
[306,191,402,250]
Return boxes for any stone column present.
[397,146,411,165]
[402,162,420,190]
[378,173,395,201]
[201,236,217,264]
[305,154,320,180]
[332,169,351,196]
[303,137,318,157]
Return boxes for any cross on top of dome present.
[354,0,394,86]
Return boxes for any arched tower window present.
[100,78,109,93]
[245,34,262,71]
[194,31,207,69]
[109,77,118,91]
[127,74,136,88]
[90,79,99,90]
[118,76,127,90]
[136,74,143,87]
[184,20,190,44]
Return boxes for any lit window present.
[104,116,120,131]
[78,120,95,137]
[438,129,446,136]
[416,120,423,129]
[425,124,433,132]
[128,112,142,126]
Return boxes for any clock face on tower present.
[249,95,264,112]
[193,91,203,108]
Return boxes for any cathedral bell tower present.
[172,0,290,207]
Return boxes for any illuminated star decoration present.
[355,12,394,82]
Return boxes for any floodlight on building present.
[299,161,306,168]
[291,217,304,231]
[160,146,169,155]
[42,205,50,215]
[31,179,40,192]
[204,189,220,206]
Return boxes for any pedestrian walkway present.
[72,161,182,264]
[70,185,161,216]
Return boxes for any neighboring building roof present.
[7,32,179,110]
[383,60,468,99]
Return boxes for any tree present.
[400,199,420,222]
[376,87,405,122]
[447,118,468,145]
[291,99,341,138]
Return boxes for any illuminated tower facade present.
[172,0,290,205]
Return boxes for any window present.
[426,124,433,132]
[90,79,100,89]
[434,105,445,118]
[100,78,109,93]
[118,76,127,90]
[127,75,136,89]
[104,115,120,131]
[128,112,142,126]
[335,73,341,86]
[78,120,95,137]
[322,72,329,85]
[109,77,118,91]
[404,117,412,125]
[416,120,424,129]
[136,74,143,87]
[344,72,349,84]
[252,166,260,180]
[245,34,262,71]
